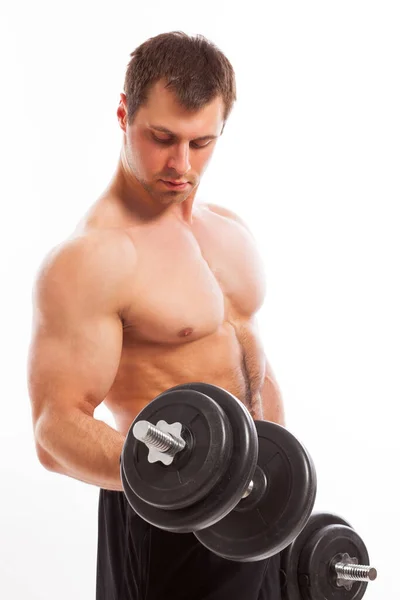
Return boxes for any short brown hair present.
[123,31,236,128]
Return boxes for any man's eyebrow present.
[149,125,219,141]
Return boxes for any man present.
[28,31,285,599]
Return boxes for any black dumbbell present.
[120,382,317,561]
[280,511,378,599]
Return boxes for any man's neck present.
[104,156,199,225]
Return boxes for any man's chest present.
[121,215,266,343]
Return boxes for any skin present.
[28,79,285,492]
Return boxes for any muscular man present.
[28,32,285,599]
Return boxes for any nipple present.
[178,327,194,338]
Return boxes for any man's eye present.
[152,134,210,149]
[153,135,172,145]
[191,142,210,149]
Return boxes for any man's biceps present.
[30,319,123,400]
[39,311,122,356]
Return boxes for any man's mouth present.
[161,180,190,190]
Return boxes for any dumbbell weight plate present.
[122,388,232,529]
[123,388,232,510]
[121,383,258,533]
[195,420,317,561]
[281,512,353,600]
[298,523,370,600]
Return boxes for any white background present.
[1,1,398,598]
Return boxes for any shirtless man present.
[28,32,285,599]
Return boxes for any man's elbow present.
[35,440,59,472]
[34,416,61,472]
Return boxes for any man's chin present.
[156,185,196,203]
[159,193,190,205]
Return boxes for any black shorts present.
[96,489,282,600]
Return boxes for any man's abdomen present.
[105,321,263,434]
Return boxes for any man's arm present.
[28,230,136,491]
[259,357,285,425]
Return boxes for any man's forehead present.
[142,81,225,133]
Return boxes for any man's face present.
[118,80,225,205]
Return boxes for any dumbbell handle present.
[133,420,255,498]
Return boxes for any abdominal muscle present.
[105,320,260,435]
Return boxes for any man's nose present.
[167,143,191,176]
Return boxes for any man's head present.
[117,32,236,206]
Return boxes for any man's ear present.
[117,94,128,131]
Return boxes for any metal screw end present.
[133,420,185,455]
[335,562,378,583]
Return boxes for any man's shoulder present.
[201,202,253,234]
[35,229,137,296]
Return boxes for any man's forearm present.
[251,359,285,425]
[35,409,126,491]
[259,373,285,425]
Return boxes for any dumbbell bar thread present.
[334,562,377,583]
[133,421,185,457]
[133,420,255,498]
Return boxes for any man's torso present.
[78,197,268,433]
